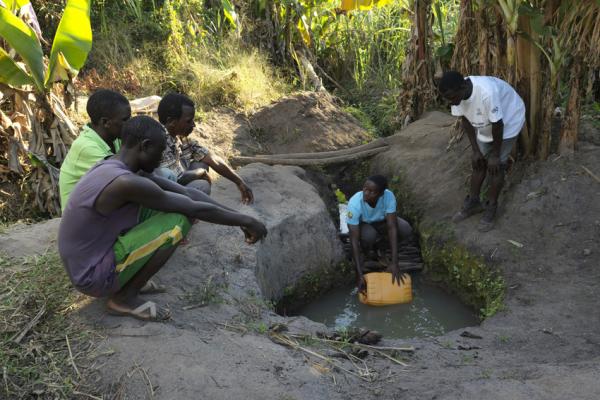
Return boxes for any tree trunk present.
[475,5,490,75]
[539,76,559,160]
[505,32,517,85]
[450,0,475,74]
[415,0,431,117]
[493,8,506,78]
[527,27,542,154]
[514,14,537,157]
[559,60,584,155]
[399,0,434,123]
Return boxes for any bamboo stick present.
[232,146,389,167]
[249,138,388,160]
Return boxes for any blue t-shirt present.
[346,189,396,225]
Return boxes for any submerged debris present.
[317,328,383,345]
[460,331,483,340]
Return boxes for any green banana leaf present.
[1,0,31,12]
[45,0,92,86]
[221,0,238,29]
[0,6,44,91]
[0,47,34,87]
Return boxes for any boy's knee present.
[187,179,211,195]
[396,217,414,240]
[167,213,192,237]
[360,224,378,249]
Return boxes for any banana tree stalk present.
[559,59,583,155]
[496,0,520,85]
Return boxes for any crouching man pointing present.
[59,116,267,321]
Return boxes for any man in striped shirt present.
[156,93,254,204]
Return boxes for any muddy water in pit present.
[297,275,479,338]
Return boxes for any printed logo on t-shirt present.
[347,211,353,218]
[491,106,499,114]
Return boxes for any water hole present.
[296,274,479,339]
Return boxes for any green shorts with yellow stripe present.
[113,208,191,288]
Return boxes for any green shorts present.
[113,208,191,288]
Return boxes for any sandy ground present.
[2,107,600,399]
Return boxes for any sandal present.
[139,279,167,295]
[107,300,171,322]
[453,195,484,222]
[478,202,497,232]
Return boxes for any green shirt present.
[59,125,121,210]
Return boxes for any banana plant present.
[340,0,394,11]
[0,0,92,91]
[496,0,521,84]
[221,0,240,36]
[0,0,92,215]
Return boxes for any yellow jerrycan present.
[358,272,413,306]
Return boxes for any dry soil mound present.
[185,92,371,160]
[191,108,263,158]
[248,92,372,154]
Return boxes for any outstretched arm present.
[385,212,402,285]
[98,174,267,242]
[461,117,478,151]
[141,171,235,212]
[348,224,366,292]
[488,119,504,175]
[462,117,485,170]
[202,152,254,204]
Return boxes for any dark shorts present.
[476,137,518,164]
[358,217,413,250]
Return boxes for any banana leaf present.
[0,6,44,91]
[221,0,238,29]
[45,0,92,86]
[0,47,33,87]
[340,0,393,11]
[0,0,30,12]
[298,14,311,45]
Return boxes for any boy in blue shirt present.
[346,175,413,291]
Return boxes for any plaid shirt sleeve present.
[180,137,209,164]
[159,135,182,174]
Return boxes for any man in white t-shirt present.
[439,71,525,231]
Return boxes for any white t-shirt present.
[451,76,525,143]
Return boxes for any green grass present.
[183,275,226,307]
[85,14,290,114]
[343,106,378,138]
[497,334,511,343]
[420,231,505,319]
[0,252,100,399]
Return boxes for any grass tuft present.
[420,231,505,318]
[83,24,289,114]
[0,252,100,399]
